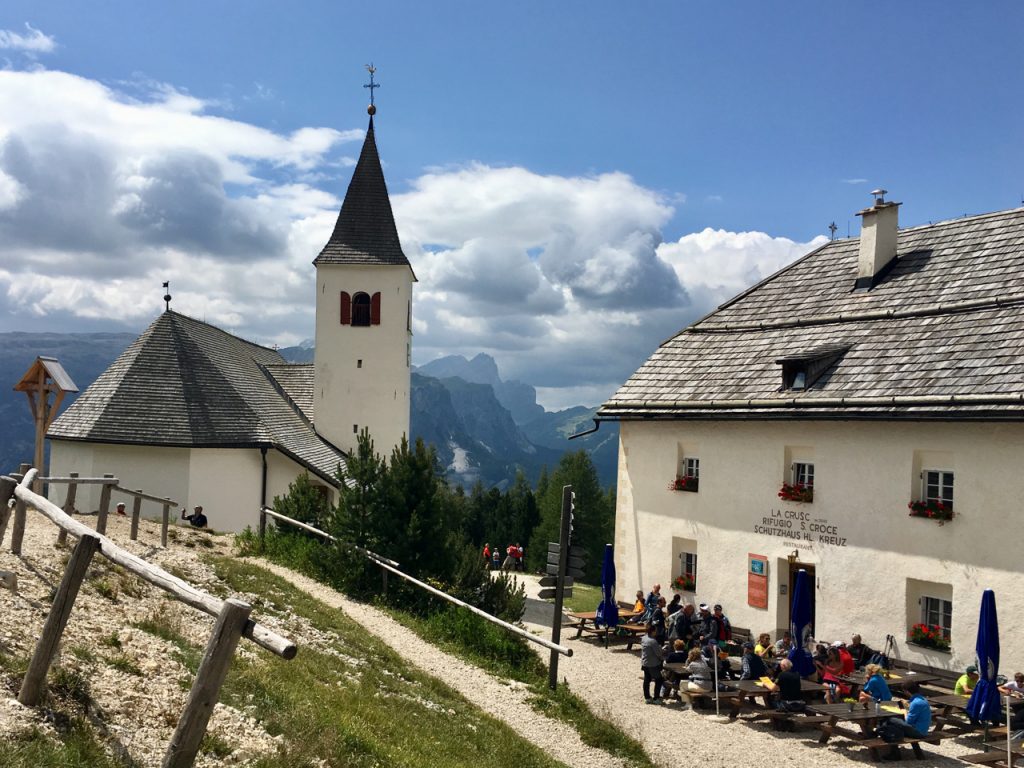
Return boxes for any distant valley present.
[0,335,617,490]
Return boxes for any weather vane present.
[364,64,379,115]
[162,280,172,312]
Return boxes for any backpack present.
[876,718,903,744]
[868,651,891,670]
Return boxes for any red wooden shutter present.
[339,292,351,325]
[370,292,381,325]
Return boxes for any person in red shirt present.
[835,641,855,675]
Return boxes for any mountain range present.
[0,335,617,490]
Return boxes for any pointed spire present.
[314,116,410,268]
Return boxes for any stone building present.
[599,194,1024,672]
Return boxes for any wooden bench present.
[960,749,1024,766]
[749,711,831,730]
[859,732,953,761]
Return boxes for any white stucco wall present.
[48,440,337,534]
[615,419,1024,673]
[313,263,413,456]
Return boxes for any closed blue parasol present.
[595,544,618,629]
[966,589,1001,723]
[788,569,816,677]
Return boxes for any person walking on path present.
[640,624,666,703]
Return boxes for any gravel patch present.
[517,574,988,768]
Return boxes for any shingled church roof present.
[47,311,345,485]
[600,207,1024,421]
[314,116,413,272]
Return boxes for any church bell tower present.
[313,71,414,456]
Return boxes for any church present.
[600,194,1024,674]
[46,102,415,533]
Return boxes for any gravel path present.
[515,573,985,768]
[249,560,629,768]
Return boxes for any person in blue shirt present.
[883,680,930,761]
[858,663,893,703]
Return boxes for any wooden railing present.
[259,505,572,658]
[2,468,297,768]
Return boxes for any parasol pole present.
[1007,695,1012,768]
[707,642,730,722]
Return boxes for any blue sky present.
[1,2,1022,407]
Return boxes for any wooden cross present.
[14,357,78,492]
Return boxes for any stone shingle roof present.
[600,207,1024,421]
[313,116,413,273]
[264,363,314,422]
[48,311,345,485]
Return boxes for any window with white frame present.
[683,457,699,480]
[793,462,814,487]
[679,551,697,590]
[923,470,953,510]
[922,595,952,637]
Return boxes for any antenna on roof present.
[162,281,172,312]
[828,222,837,241]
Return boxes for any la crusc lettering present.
[753,508,847,547]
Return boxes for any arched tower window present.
[352,292,371,326]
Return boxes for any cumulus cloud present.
[0,66,824,410]
[0,67,360,335]
[0,23,56,54]
[658,228,828,317]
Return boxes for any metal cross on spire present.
[364,64,379,114]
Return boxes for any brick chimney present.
[854,189,901,290]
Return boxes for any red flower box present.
[778,482,813,503]
[908,499,954,523]
[670,475,699,492]
[908,622,950,651]
[672,573,696,592]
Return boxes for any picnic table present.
[809,701,917,760]
[836,670,939,698]
[564,609,641,646]
[927,692,983,733]
[727,677,826,720]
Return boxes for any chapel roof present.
[313,116,413,272]
[600,206,1024,421]
[47,311,346,485]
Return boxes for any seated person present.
[740,641,769,680]
[686,647,714,691]
[629,590,646,623]
[666,593,682,617]
[815,647,849,704]
[663,639,689,699]
[848,633,874,669]
[768,658,805,713]
[181,505,208,528]
[858,663,893,703]
[702,641,734,681]
[882,681,931,760]
[954,665,979,696]
[998,671,1024,698]
[754,632,776,659]
[774,630,794,655]
[835,642,855,675]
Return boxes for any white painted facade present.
[313,263,413,456]
[614,418,1024,673]
[47,441,335,533]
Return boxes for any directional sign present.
[545,563,560,576]
[538,588,572,600]
[548,542,587,558]
[546,551,587,568]
[538,576,573,588]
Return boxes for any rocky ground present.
[0,512,1000,767]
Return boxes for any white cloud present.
[0,66,824,410]
[842,178,868,185]
[658,228,827,315]
[0,23,56,54]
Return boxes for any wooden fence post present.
[161,500,171,547]
[10,463,31,555]
[130,491,143,541]
[18,533,101,706]
[95,473,113,535]
[381,567,388,596]
[162,598,252,768]
[0,474,16,548]
[57,472,78,546]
